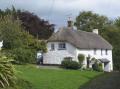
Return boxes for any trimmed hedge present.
[61,59,80,70]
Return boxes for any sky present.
[0,0,120,28]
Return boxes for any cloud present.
[0,0,120,27]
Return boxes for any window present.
[51,44,54,51]
[94,49,96,55]
[106,49,108,55]
[58,43,66,50]
[101,49,103,55]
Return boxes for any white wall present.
[43,42,113,72]
[76,49,113,72]
[43,42,77,64]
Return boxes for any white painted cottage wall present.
[76,49,113,72]
[43,42,113,72]
[43,42,77,64]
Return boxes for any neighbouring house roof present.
[48,27,112,50]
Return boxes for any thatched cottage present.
[43,21,113,72]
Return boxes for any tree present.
[0,7,54,40]
[0,15,24,49]
[114,17,120,28]
[16,10,54,40]
[74,11,110,34]
[0,15,47,64]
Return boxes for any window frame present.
[50,43,55,51]
[58,43,66,50]
[105,49,108,55]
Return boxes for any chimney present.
[67,17,73,28]
[93,29,98,34]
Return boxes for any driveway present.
[80,72,120,89]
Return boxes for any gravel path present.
[80,72,120,89]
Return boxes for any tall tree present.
[0,7,55,40]
[74,11,110,34]
[0,15,46,64]
[16,10,54,40]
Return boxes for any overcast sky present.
[0,0,120,28]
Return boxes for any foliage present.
[92,61,103,72]
[61,59,80,70]
[0,7,55,40]
[0,15,24,49]
[0,53,16,88]
[12,48,36,64]
[75,11,110,34]
[101,25,120,70]
[0,79,34,89]
[0,15,47,64]
[78,54,85,65]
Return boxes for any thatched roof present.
[48,27,112,50]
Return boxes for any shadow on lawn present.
[79,72,120,89]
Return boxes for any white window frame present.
[58,43,66,50]
[50,43,55,51]
[105,49,108,55]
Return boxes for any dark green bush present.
[12,48,36,64]
[92,62,103,72]
[114,63,120,71]
[61,59,80,70]
[78,54,85,64]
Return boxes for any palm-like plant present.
[0,53,16,88]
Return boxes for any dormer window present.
[58,43,66,50]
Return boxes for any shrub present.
[0,54,16,88]
[78,54,85,64]
[92,61,103,72]
[61,59,80,70]
[12,48,36,64]
[114,63,120,71]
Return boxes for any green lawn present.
[15,65,102,89]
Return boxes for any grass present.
[14,65,102,89]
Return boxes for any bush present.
[78,54,85,64]
[0,54,16,88]
[114,63,120,71]
[61,59,80,70]
[12,48,36,64]
[92,62,103,72]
